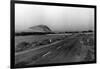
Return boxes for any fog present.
[15,4,94,32]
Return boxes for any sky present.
[15,4,94,32]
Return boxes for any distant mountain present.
[15,25,54,36]
[29,25,52,32]
[15,24,93,36]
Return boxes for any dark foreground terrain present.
[15,33,95,68]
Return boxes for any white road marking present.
[57,46,62,49]
[42,51,51,57]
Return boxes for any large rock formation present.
[29,25,52,32]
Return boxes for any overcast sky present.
[15,4,94,32]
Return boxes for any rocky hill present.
[29,25,52,32]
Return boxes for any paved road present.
[15,34,88,67]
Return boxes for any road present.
[15,34,88,67]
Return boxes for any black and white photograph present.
[11,0,96,68]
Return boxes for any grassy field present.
[15,34,71,52]
[15,33,95,68]
[15,34,68,46]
